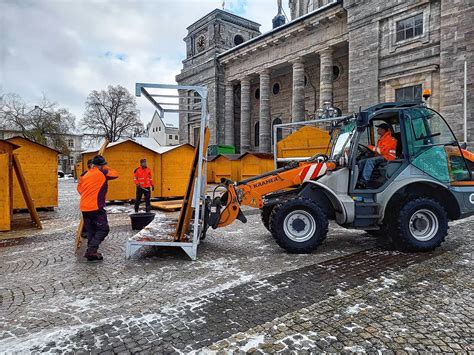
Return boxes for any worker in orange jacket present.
[77,155,118,261]
[357,123,398,189]
[134,159,154,213]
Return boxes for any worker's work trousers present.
[135,186,151,213]
[358,156,385,183]
[82,208,110,253]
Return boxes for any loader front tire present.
[260,205,275,232]
[269,198,328,253]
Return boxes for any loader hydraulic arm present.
[207,160,336,229]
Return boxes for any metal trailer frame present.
[126,83,209,260]
[272,116,353,168]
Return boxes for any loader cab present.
[349,103,472,193]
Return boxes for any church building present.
[176,0,473,153]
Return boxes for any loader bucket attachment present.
[209,184,243,229]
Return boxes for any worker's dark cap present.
[375,123,391,131]
[140,159,146,163]
[91,155,107,166]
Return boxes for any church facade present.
[176,0,473,152]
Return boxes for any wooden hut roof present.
[0,139,20,150]
[83,137,188,155]
[239,152,274,159]
[7,136,60,153]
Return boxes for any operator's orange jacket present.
[134,167,153,188]
[77,166,119,212]
[368,131,397,161]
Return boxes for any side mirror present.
[356,111,368,132]
[460,142,467,150]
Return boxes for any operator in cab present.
[357,123,397,189]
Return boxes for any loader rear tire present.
[392,197,448,252]
[269,198,328,253]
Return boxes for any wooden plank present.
[0,154,12,231]
[12,154,42,229]
[75,139,109,252]
[151,200,183,212]
[174,127,210,241]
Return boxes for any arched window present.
[254,122,260,147]
[272,118,283,142]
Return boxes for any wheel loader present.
[206,102,474,253]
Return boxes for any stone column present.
[240,77,251,153]
[224,82,234,146]
[319,48,333,108]
[292,59,305,122]
[259,69,271,153]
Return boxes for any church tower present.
[176,9,260,146]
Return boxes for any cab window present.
[404,108,470,182]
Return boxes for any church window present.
[234,34,244,46]
[272,82,280,95]
[255,88,260,100]
[332,65,341,81]
[396,14,423,42]
[272,118,283,142]
[254,122,260,147]
[193,91,200,103]
[395,84,422,102]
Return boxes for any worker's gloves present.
[151,185,155,191]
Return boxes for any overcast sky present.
[0,0,290,128]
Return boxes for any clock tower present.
[176,9,260,146]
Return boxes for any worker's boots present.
[84,250,104,262]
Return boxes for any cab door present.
[403,107,474,217]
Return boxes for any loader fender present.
[378,178,461,222]
[300,182,349,224]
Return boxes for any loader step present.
[355,214,382,219]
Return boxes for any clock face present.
[197,35,206,52]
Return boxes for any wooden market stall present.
[276,126,331,160]
[158,144,195,198]
[82,138,195,201]
[74,161,83,179]
[82,139,159,201]
[238,152,274,181]
[207,154,241,183]
[7,136,59,210]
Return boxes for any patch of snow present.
[240,335,265,352]
[343,345,366,353]
[342,322,362,332]
[345,304,373,315]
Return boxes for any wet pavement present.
[0,180,472,353]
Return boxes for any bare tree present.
[81,85,143,142]
[0,93,76,154]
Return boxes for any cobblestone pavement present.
[0,180,473,353]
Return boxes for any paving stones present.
[0,180,473,352]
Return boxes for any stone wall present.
[439,0,474,144]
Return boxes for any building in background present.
[177,0,473,152]
[147,111,180,146]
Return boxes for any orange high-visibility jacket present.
[368,131,397,161]
[134,167,153,188]
[77,166,119,212]
[461,148,474,163]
